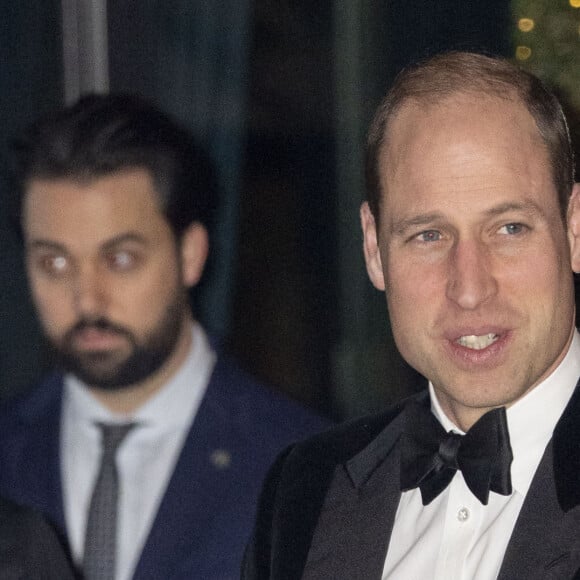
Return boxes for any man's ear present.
[568,184,580,273]
[180,222,209,288]
[360,202,386,291]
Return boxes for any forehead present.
[378,93,555,221]
[23,168,170,246]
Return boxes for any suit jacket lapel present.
[132,361,242,579]
[499,380,580,580]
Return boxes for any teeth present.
[457,333,498,350]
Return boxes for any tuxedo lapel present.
[268,451,339,580]
[251,402,408,580]
[242,392,422,580]
[499,381,580,580]
[301,411,407,580]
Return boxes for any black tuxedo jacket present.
[0,497,75,579]
[243,385,580,580]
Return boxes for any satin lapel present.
[301,412,406,580]
[269,451,343,580]
[499,380,580,580]
[132,369,240,579]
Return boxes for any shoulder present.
[0,373,64,431]
[261,388,429,495]
[0,374,64,475]
[241,399,413,579]
[206,354,332,441]
[275,400,409,480]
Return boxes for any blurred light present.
[516,46,532,60]
[570,0,580,8]
[518,18,535,32]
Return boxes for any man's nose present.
[73,266,107,316]
[445,239,498,310]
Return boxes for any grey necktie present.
[83,422,135,580]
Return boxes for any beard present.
[49,290,188,390]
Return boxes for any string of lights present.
[512,0,580,108]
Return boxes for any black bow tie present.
[400,402,513,505]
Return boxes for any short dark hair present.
[365,51,575,222]
[11,93,218,239]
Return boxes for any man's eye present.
[498,223,525,235]
[416,230,441,242]
[108,251,136,271]
[39,255,69,276]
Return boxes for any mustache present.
[64,318,134,343]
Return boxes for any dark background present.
[1,0,576,420]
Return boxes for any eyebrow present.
[100,233,149,253]
[26,232,149,253]
[391,212,445,236]
[483,201,544,219]
[391,200,545,236]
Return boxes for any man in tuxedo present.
[0,94,328,580]
[243,51,580,579]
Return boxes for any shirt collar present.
[429,329,580,496]
[64,321,216,434]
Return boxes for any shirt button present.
[457,507,470,522]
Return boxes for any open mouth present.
[456,333,499,350]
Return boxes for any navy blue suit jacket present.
[0,355,329,579]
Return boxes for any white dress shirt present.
[382,330,580,580]
[61,321,216,580]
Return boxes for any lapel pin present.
[210,449,232,470]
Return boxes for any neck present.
[435,324,577,432]
[88,317,193,416]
